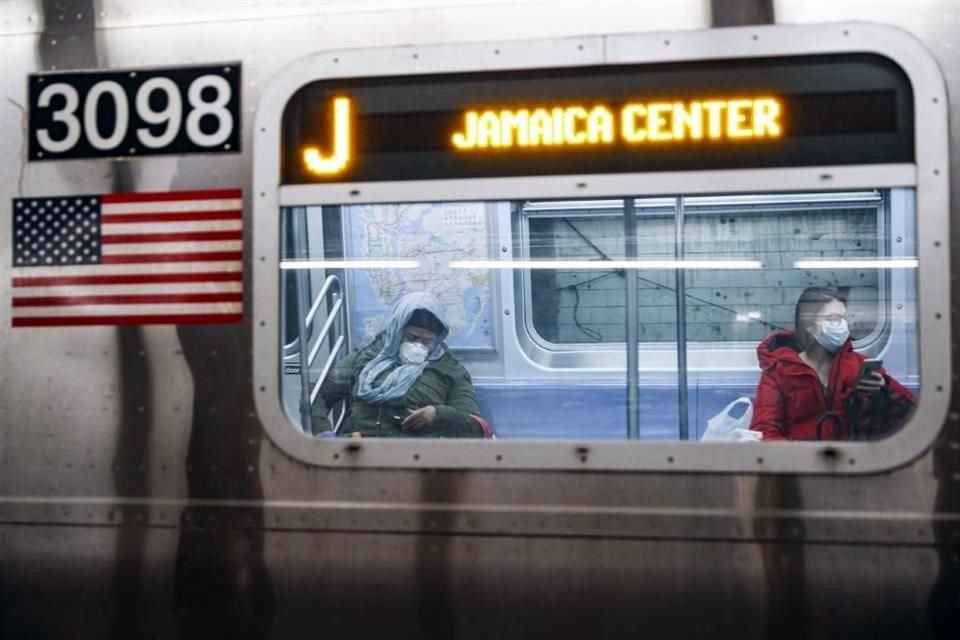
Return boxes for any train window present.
[252,24,949,472]
[274,188,919,445]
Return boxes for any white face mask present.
[812,318,849,352]
[399,341,430,365]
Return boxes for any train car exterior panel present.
[1,1,958,638]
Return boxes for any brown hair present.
[794,287,847,351]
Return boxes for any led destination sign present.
[452,98,782,149]
[281,54,912,183]
[302,97,783,175]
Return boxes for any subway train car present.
[1,1,958,638]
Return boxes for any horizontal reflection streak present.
[449,259,763,270]
[280,260,421,270]
[793,258,919,269]
[280,259,918,271]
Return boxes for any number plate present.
[28,64,241,160]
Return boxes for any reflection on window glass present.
[525,200,883,344]
[279,189,919,443]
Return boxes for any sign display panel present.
[280,54,912,184]
[29,64,241,161]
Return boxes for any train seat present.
[475,383,685,440]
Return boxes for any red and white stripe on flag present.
[11,189,243,327]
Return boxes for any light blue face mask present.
[812,318,849,352]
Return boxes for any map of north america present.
[347,202,493,349]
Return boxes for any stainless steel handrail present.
[293,273,347,435]
[307,296,343,368]
[305,275,342,328]
[282,336,300,362]
[310,335,345,405]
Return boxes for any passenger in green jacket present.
[317,291,490,438]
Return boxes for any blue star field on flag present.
[13,196,102,267]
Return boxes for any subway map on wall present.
[346,202,493,350]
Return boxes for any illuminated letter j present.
[303,97,352,175]
[452,112,479,149]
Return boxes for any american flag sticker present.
[10,189,243,327]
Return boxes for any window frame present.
[514,192,893,360]
[252,23,950,473]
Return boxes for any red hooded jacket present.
[749,332,917,441]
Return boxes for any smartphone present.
[856,359,883,386]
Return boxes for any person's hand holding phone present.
[856,359,885,393]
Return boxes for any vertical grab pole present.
[674,196,690,440]
[624,198,640,440]
[292,208,315,435]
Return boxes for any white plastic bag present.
[700,397,761,442]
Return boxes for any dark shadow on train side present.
[33,5,160,639]
[172,165,275,638]
[174,322,275,639]
[108,323,154,640]
[414,472,461,639]
[929,421,960,637]
[927,234,960,637]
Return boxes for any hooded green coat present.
[316,335,485,438]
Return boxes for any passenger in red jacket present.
[750,287,916,441]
